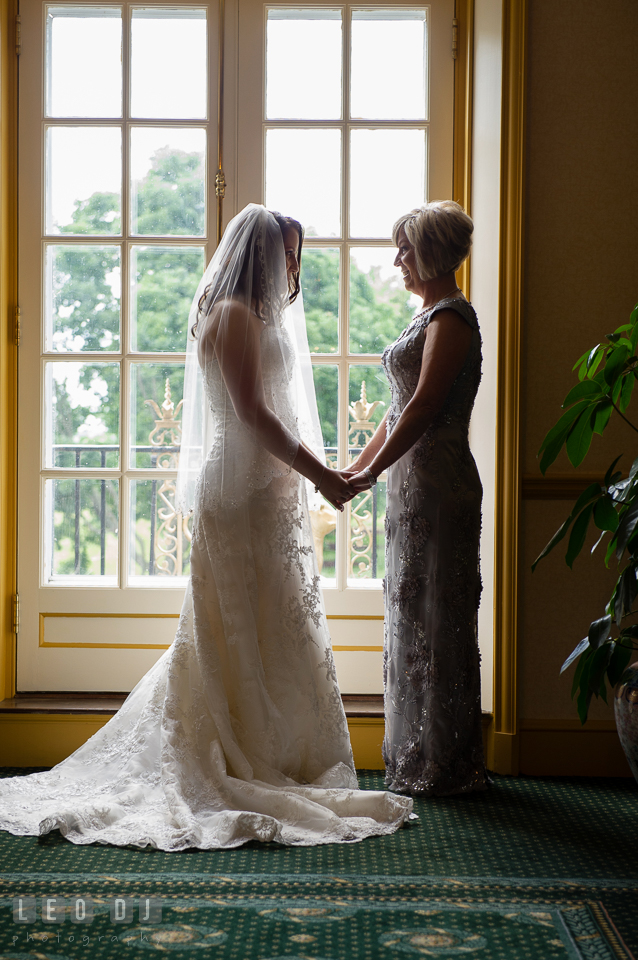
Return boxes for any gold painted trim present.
[0,0,19,701]
[489,0,527,776]
[39,612,179,649]
[38,614,383,652]
[453,0,474,296]
[332,645,383,652]
[40,612,180,618]
[326,615,383,621]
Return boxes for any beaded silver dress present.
[381,296,487,796]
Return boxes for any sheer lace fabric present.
[0,351,413,850]
[382,296,487,797]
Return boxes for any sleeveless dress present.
[381,296,487,796]
[0,324,413,850]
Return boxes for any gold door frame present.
[0,0,528,776]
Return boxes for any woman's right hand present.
[319,468,355,512]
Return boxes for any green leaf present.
[565,503,594,568]
[587,346,606,379]
[538,400,591,457]
[615,500,638,559]
[629,455,638,481]
[588,614,612,649]
[620,373,635,413]
[572,349,590,372]
[539,434,570,475]
[562,380,604,408]
[576,682,593,725]
[592,399,613,435]
[608,642,633,687]
[591,528,608,554]
[615,337,633,351]
[532,514,575,571]
[560,636,589,674]
[565,409,596,468]
[604,455,624,485]
[593,496,619,532]
[606,333,621,343]
[571,646,591,698]
[577,357,589,381]
[587,644,613,696]
[614,563,638,623]
[605,533,618,567]
[612,376,624,404]
[604,345,630,385]
[571,482,604,517]
[630,317,638,353]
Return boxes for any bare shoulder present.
[207,297,264,342]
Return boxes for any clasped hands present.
[317,464,375,512]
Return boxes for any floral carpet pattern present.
[0,770,636,960]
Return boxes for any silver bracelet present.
[314,464,326,493]
[363,466,377,487]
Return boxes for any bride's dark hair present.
[192,210,303,337]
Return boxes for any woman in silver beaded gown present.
[347,201,488,797]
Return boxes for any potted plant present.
[533,303,638,781]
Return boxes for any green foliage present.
[133,147,205,237]
[533,304,638,721]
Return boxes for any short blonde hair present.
[392,201,473,281]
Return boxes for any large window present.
[42,5,209,587]
[17,0,453,691]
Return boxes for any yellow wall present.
[519,1,638,748]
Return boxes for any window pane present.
[131,246,204,352]
[312,363,338,581]
[45,245,121,353]
[350,129,426,238]
[351,10,427,120]
[46,7,122,118]
[302,248,339,353]
[130,363,184,469]
[129,479,191,582]
[266,128,341,238]
[45,477,119,581]
[131,8,207,119]
[130,128,206,236]
[45,362,120,468]
[349,247,419,354]
[267,10,341,120]
[348,364,389,458]
[313,364,338,465]
[348,365,390,583]
[46,127,122,235]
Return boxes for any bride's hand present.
[319,469,355,512]
[346,471,375,494]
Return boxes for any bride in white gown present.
[0,204,413,850]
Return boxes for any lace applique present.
[382,297,487,797]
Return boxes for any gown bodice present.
[382,296,482,440]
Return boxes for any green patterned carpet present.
[0,770,636,959]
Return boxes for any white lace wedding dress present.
[0,324,413,850]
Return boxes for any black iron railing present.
[51,443,382,579]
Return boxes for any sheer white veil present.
[176,203,324,515]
